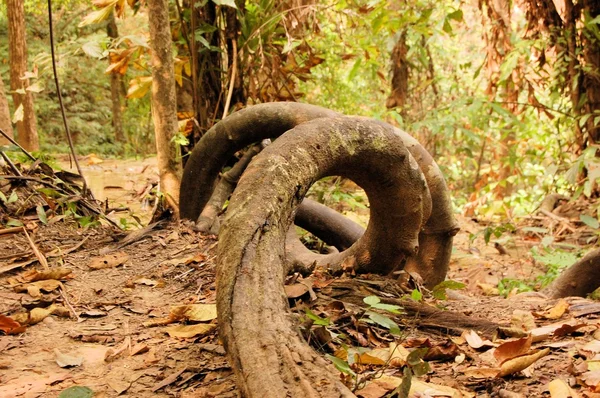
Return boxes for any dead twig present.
[0,226,26,236]
[0,151,23,176]
[0,127,36,161]
[60,285,80,321]
[22,228,49,270]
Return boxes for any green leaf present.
[6,218,24,227]
[412,360,432,376]
[442,18,452,33]
[366,311,401,335]
[411,289,422,301]
[305,309,330,326]
[36,205,48,225]
[407,347,429,366]
[580,214,599,229]
[0,191,6,203]
[8,191,18,204]
[326,354,355,376]
[82,41,105,59]
[348,58,362,81]
[448,9,463,22]
[79,4,116,27]
[212,0,237,8]
[432,280,465,300]
[371,302,403,314]
[59,386,94,398]
[363,295,380,306]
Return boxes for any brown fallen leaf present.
[494,335,533,364]
[152,367,187,392]
[354,352,386,366]
[497,348,550,377]
[424,341,460,361]
[130,343,149,356]
[548,378,579,398]
[55,348,83,368]
[463,367,501,379]
[581,340,600,355]
[169,304,217,322]
[512,310,537,331]
[164,324,216,338]
[28,304,70,325]
[531,321,586,342]
[0,372,70,397]
[285,283,310,298]
[0,315,25,334]
[462,330,495,350]
[105,336,131,362]
[14,279,62,296]
[89,251,129,269]
[23,267,73,282]
[133,277,159,287]
[545,299,570,319]
[581,370,600,392]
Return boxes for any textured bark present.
[218,117,430,397]
[196,144,263,233]
[147,0,182,213]
[0,73,13,146]
[295,199,364,251]
[581,0,600,145]
[179,102,339,220]
[543,249,600,298]
[107,13,125,143]
[179,102,458,286]
[386,31,409,110]
[7,0,38,151]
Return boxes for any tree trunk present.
[7,0,38,151]
[147,0,183,213]
[543,249,600,298]
[581,0,600,145]
[0,72,14,146]
[218,117,430,397]
[107,13,125,143]
[386,30,409,111]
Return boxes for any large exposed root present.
[180,102,458,286]
[218,117,431,397]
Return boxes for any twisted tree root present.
[179,102,458,286]
[218,117,430,397]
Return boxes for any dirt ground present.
[1,157,600,397]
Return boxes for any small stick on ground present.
[60,285,80,321]
[22,228,49,270]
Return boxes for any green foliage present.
[305,309,330,326]
[431,280,465,300]
[532,247,581,288]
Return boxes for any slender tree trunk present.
[6,0,38,151]
[147,0,183,214]
[0,73,14,146]
[107,13,125,143]
[581,0,600,145]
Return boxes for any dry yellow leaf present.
[497,348,550,377]
[548,379,578,398]
[89,252,129,269]
[169,304,217,322]
[546,299,570,319]
[164,324,216,338]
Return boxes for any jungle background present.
[1,0,600,396]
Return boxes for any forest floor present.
[1,157,599,398]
